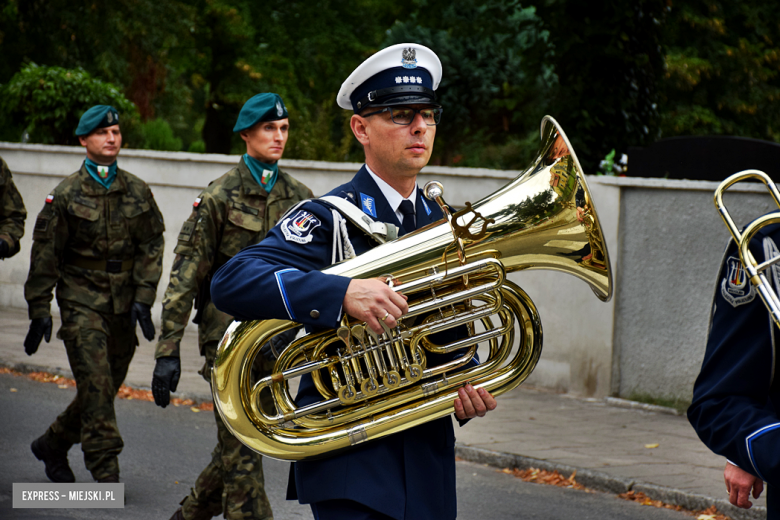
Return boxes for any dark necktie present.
[399,199,416,231]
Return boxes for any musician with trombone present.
[689,173,780,515]
[212,43,497,520]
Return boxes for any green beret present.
[75,105,120,136]
[233,93,288,132]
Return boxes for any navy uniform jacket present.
[688,223,780,514]
[212,166,462,520]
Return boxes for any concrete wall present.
[7,142,766,402]
[606,176,774,402]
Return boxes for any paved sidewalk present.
[0,306,765,519]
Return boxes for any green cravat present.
[84,158,117,189]
[243,154,278,193]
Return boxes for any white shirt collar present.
[364,164,416,222]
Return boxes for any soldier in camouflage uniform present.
[0,156,27,259]
[24,105,165,484]
[151,93,313,520]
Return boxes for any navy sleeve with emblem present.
[688,232,780,484]
[211,201,351,329]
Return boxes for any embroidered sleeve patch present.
[193,197,202,208]
[45,195,54,204]
[721,256,756,307]
[281,210,321,244]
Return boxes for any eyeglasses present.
[361,106,443,126]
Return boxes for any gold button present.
[310,310,320,319]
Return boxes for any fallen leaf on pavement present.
[644,443,659,449]
[1,367,216,411]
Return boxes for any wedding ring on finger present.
[380,311,389,322]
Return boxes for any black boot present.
[97,474,119,483]
[169,507,185,520]
[31,436,75,483]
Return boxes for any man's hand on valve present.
[343,278,408,334]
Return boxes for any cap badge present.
[401,47,418,69]
[107,111,113,123]
[276,100,284,117]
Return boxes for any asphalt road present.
[1,372,695,519]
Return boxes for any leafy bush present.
[188,140,206,153]
[138,118,183,151]
[0,63,138,145]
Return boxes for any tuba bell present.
[212,116,613,461]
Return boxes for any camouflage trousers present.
[180,341,274,520]
[44,302,136,480]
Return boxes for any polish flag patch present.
[45,195,54,204]
[193,197,202,208]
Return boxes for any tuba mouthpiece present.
[424,181,444,201]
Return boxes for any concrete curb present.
[604,396,681,416]
[455,445,767,520]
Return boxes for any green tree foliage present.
[0,64,138,145]
[660,0,780,142]
[0,0,193,117]
[2,0,778,172]
[535,0,667,171]
[384,0,555,168]
[182,0,413,155]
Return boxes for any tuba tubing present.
[212,115,613,461]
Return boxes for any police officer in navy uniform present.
[211,43,497,520]
[689,222,780,515]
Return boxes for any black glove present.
[152,356,181,408]
[0,238,9,259]
[130,302,155,341]
[24,317,52,356]
[259,326,301,361]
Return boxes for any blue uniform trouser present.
[311,499,395,520]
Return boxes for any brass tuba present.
[212,116,613,461]
[715,169,780,328]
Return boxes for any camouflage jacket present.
[0,157,27,257]
[154,158,313,359]
[25,162,165,319]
